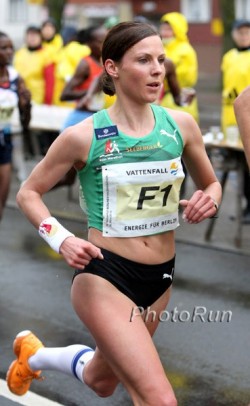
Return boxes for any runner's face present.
[116,35,166,103]
[0,36,14,66]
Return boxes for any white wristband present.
[38,216,75,253]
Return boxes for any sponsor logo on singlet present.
[160,129,179,144]
[126,141,163,153]
[99,139,123,163]
[95,125,118,140]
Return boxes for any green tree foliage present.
[219,0,235,54]
[46,0,66,31]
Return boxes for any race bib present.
[0,88,18,128]
[102,158,184,237]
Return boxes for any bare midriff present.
[88,228,175,264]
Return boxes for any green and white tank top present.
[78,104,185,237]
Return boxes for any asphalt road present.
[0,206,250,406]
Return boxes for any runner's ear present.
[104,59,118,79]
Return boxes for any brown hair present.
[101,21,159,96]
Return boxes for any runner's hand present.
[179,190,217,224]
[59,237,103,269]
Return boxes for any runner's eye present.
[158,57,165,64]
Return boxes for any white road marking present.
[0,378,64,406]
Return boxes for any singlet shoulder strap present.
[93,109,112,129]
[151,104,177,129]
[150,104,184,148]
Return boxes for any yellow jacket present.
[42,33,63,58]
[52,41,90,106]
[160,12,199,121]
[161,12,198,88]
[14,47,51,104]
[221,48,250,131]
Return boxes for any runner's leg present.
[0,163,12,220]
[71,273,177,405]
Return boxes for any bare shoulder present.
[164,107,200,144]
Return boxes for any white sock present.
[28,345,94,382]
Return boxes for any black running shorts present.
[73,248,175,308]
[0,131,12,164]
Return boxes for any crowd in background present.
[1,11,250,223]
[12,13,199,119]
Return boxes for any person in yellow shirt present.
[221,19,250,131]
[52,26,90,107]
[14,25,54,105]
[41,18,63,58]
[159,12,199,122]
[221,19,250,223]
[14,26,56,156]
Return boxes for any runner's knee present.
[144,393,177,406]
[132,386,178,406]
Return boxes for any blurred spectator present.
[50,25,108,189]
[159,12,199,122]
[13,25,54,105]
[41,18,63,57]
[221,19,250,131]
[0,31,31,221]
[221,19,250,223]
[60,25,108,128]
[162,57,182,106]
[133,15,150,24]
[52,26,90,107]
